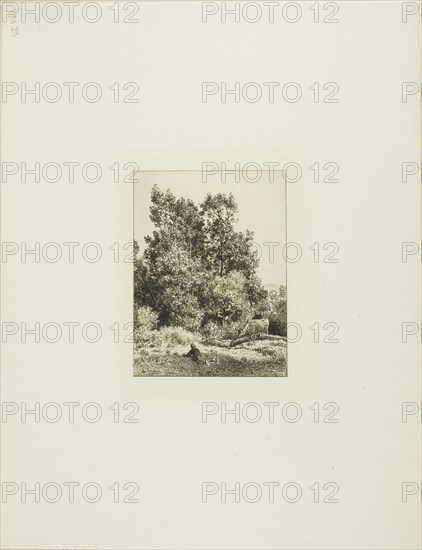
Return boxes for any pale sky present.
[134,171,286,287]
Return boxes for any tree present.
[200,193,238,276]
[201,271,252,325]
[134,186,269,333]
[268,286,287,336]
[148,186,205,261]
[138,239,203,329]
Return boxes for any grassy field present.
[133,332,287,377]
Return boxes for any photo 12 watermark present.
[201,2,340,24]
[1,481,140,504]
[201,481,340,503]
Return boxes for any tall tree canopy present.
[134,185,268,333]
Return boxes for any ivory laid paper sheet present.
[0,2,420,549]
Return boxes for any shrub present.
[158,289,203,332]
[201,271,253,326]
[201,320,225,341]
[150,326,198,348]
[137,305,159,330]
[223,316,251,340]
[134,306,159,345]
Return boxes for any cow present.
[269,320,281,336]
[269,319,287,337]
[239,318,269,339]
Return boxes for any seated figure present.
[185,343,208,364]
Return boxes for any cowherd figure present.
[184,344,219,365]
[185,343,208,365]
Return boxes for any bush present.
[150,326,198,348]
[201,320,225,341]
[158,285,203,332]
[134,306,159,345]
[223,318,248,341]
[137,305,159,330]
[201,315,253,342]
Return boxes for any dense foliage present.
[134,186,286,338]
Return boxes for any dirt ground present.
[133,337,287,377]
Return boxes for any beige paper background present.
[1,1,420,549]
